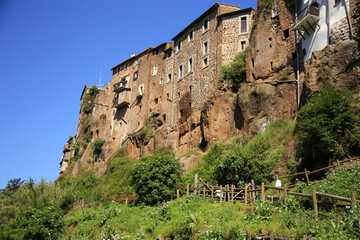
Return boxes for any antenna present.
[97,70,104,87]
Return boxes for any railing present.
[113,89,131,109]
[294,5,319,26]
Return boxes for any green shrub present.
[89,86,99,96]
[260,0,274,20]
[82,103,94,115]
[3,205,64,240]
[221,51,246,91]
[214,119,294,185]
[130,151,181,205]
[93,138,105,156]
[296,87,360,169]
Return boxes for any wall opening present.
[283,29,290,39]
[96,129,99,136]
[155,98,159,104]
[163,114,166,121]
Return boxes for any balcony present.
[63,144,71,152]
[113,80,131,93]
[294,5,320,32]
[113,89,131,109]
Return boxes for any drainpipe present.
[344,0,354,39]
[327,0,330,44]
[295,0,300,109]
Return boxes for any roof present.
[111,47,154,70]
[217,7,255,20]
[111,42,173,71]
[172,3,240,41]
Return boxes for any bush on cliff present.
[296,87,360,169]
[130,149,181,205]
[221,51,246,91]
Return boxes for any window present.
[203,18,209,32]
[139,85,144,96]
[165,51,172,59]
[153,65,157,76]
[167,73,172,83]
[178,65,183,80]
[134,71,138,80]
[202,57,208,68]
[188,57,193,73]
[335,0,341,5]
[240,41,247,51]
[153,49,158,56]
[159,78,163,85]
[135,58,139,65]
[240,16,247,33]
[188,30,194,42]
[203,41,208,56]
[177,40,181,52]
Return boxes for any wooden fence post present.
[270,233,275,240]
[220,185,223,204]
[133,192,136,204]
[211,186,214,199]
[261,182,265,202]
[284,184,288,206]
[194,174,198,195]
[352,191,356,210]
[177,189,180,200]
[305,169,310,186]
[186,184,189,195]
[125,197,128,206]
[251,180,255,201]
[231,185,234,203]
[203,186,206,200]
[245,184,248,206]
[312,187,318,221]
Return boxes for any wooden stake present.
[244,184,248,206]
[251,180,255,201]
[284,184,288,206]
[305,168,310,186]
[186,184,189,195]
[261,182,265,202]
[211,186,214,199]
[270,233,274,240]
[203,186,206,200]
[194,174,198,195]
[231,185,234,203]
[312,187,318,221]
[177,189,180,200]
[220,185,223,204]
[352,191,356,210]
[125,197,128,206]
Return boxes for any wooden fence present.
[174,158,360,221]
[104,193,137,205]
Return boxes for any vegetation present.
[215,119,295,185]
[296,87,360,169]
[89,86,99,96]
[140,114,157,142]
[260,0,274,20]
[221,51,246,91]
[130,149,181,205]
[93,138,105,157]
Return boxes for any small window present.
[135,58,139,65]
[153,65,157,76]
[165,51,172,59]
[159,78,163,85]
[167,73,172,83]
[177,40,181,52]
[283,29,290,39]
[188,30,194,42]
[189,85,192,94]
[178,65,183,80]
[202,57,208,68]
[240,16,247,33]
[335,0,341,5]
[134,71,138,80]
[203,41,208,56]
[203,18,209,32]
[188,57,193,73]
[139,85,144,96]
[240,41,247,51]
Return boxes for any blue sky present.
[0,0,256,189]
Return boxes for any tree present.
[220,51,246,91]
[296,87,360,169]
[130,150,181,205]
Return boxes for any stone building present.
[59,136,75,173]
[60,3,256,173]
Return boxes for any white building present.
[295,0,351,61]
